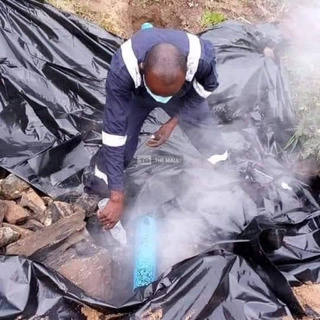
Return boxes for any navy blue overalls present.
[87,27,227,195]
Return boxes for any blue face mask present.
[144,78,173,104]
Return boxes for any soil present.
[81,306,125,320]
[293,283,320,320]
[48,0,285,37]
[130,0,285,34]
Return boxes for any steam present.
[155,165,258,273]
[129,3,320,276]
[112,2,320,286]
[129,119,260,276]
[281,2,320,65]
[279,1,320,172]
[280,1,320,105]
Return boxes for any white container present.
[98,198,127,246]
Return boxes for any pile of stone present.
[0,173,113,301]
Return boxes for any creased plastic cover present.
[1,1,320,320]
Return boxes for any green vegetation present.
[284,55,320,161]
[202,11,226,27]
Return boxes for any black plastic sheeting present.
[1,0,320,319]
[0,0,121,197]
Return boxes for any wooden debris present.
[2,200,30,225]
[0,227,20,248]
[6,209,85,257]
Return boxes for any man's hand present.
[98,190,124,230]
[147,117,178,147]
[263,47,275,59]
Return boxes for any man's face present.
[144,69,186,97]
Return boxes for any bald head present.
[143,43,187,97]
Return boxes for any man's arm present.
[97,69,133,192]
[175,49,219,120]
[96,61,134,229]
[176,44,228,163]
[185,40,219,106]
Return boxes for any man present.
[87,25,228,230]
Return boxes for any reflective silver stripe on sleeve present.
[102,131,127,147]
[95,165,108,185]
[193,79,213,98]
[121,39,141,88]
[207,151,228,165]
[186,33,201,81]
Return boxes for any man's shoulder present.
[129,28,190,60]
[131,27,189,40]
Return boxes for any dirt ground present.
[47,0,285,37]
[81,306,125,320]
[129,0,283,35]
[293,283,320,320]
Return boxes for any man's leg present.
[124,96,154,167]
[84,96,153,196]
[164,99,227,161]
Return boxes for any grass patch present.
[284,55,320,160]
[202,10,226,27]
[45,0,128,37]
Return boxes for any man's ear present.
[139,62,144,73]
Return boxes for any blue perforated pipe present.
[133,216,157,289]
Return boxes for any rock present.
[0,227,20,247]
[20,189,46,216]
[0,167,9,179]
[0,174,30,200]
[42,232,87,265]
[3,200,30,225]
[3,223,33,239]
[57,248,113,301]
[45,201,75,223]
[0,202,7,227]
[6,210,85,257]
[42,215,52,227]
[74,193,100,217]
[42,196,53,206]
[21,219,45,232]
[72,204,86,218]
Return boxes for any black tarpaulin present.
[0,248,294,320]
[1,0,320,319]
[0,0,122,197]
